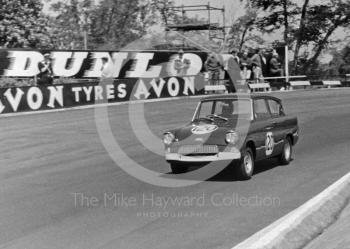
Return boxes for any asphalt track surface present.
[0,89,350,249]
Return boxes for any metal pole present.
[223,5,226,45]
[84,30,88,50]
[182,4,185,48]
[208,2,211,40]
[285,45,289,83]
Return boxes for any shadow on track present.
[162,158,292,182]
[207,158,283,182]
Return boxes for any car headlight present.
[226,131,239,144]
[163,132,175,146]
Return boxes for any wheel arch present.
[245,140,256,159]
[286,133,294,145]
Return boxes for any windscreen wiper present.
[195,117,214,122]
[207,114,228,121]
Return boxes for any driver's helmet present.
[221,101,234,116]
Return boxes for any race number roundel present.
[265,132,275,156]
[191,125,218,135]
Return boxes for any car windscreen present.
[195,99,252,120]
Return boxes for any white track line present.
[232,171,350,249]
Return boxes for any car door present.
[251,98,276,160]
[266,98,286,156]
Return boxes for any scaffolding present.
[165,3,226,43]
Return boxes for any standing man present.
[230,48,240,65]
[259,48,269,77]
[250,48,262,70]
[37,53,53,85]
[240,50,251,69]
[101,57,112,78]
[174,49,191,76]
[205,52,224,86]
[269,50,283,77]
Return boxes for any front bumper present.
[165,151,241,162]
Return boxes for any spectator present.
[101,57,112,78]
[251,62,264,83]
[269,50,283,77]
[240,50,251,70]
[259,48,269,76]
[174,49,191,76]
[230,48,240,65]
[37,53,53,85]
[205,52,224,86]
[240,62,251,84]
[224,53,240,93]
[250,48,262,69]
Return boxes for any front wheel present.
[238,147,255,180]
[170,163,187,174]
[279,137,292,165]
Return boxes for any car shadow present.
[163,158,293,182]
[208,158,294,182]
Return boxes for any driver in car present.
[220,102,234,118]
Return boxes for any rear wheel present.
[170,163,187,174]
[279,137,292,165]
[238,147,254,180]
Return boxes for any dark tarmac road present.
[0,89,350,249]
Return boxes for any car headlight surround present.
[163,132,175,146]
[226,131,239,145]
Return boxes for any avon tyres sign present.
[0,77,205,114]
[0,50,207,78]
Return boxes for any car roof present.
[200,93,281,102]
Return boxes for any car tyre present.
[238,147,254,180]
[170,163,187,174]
[279,137,292,165]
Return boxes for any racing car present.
[163,94,299,179]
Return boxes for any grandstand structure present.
[164,3,227,48]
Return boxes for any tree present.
[228,8,262,51]
[0,0,52,48]
[48,0,93,49]
[138,0,158,35]
[150,0,176,26]
[247,0,299,46]
[299,0,350,73]
[88,0,144,49]
[291,0,310,73]
[48,0,148,50]
[335,46,350,75]
[246,0,350,75]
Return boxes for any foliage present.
[245,0,350,75]
[150,0,176,26]
[228,8,265,51]
[49,0,93,49]
[329,46,350,75]
[0,0,52,48]
[89,0,144,50]
[298,0,350,73]
[48,0,148,50]
[251,0,299,45]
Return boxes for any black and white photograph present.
[0,0,350,248]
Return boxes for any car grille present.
[171,145,219,155]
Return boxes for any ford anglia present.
[163,94,299,179]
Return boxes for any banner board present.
[0,77,205,114]
[0,49,208,79]
[0,49,246,114]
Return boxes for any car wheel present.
[279,137,292,165]
[238,147,254,180]
[170,163,187,174]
